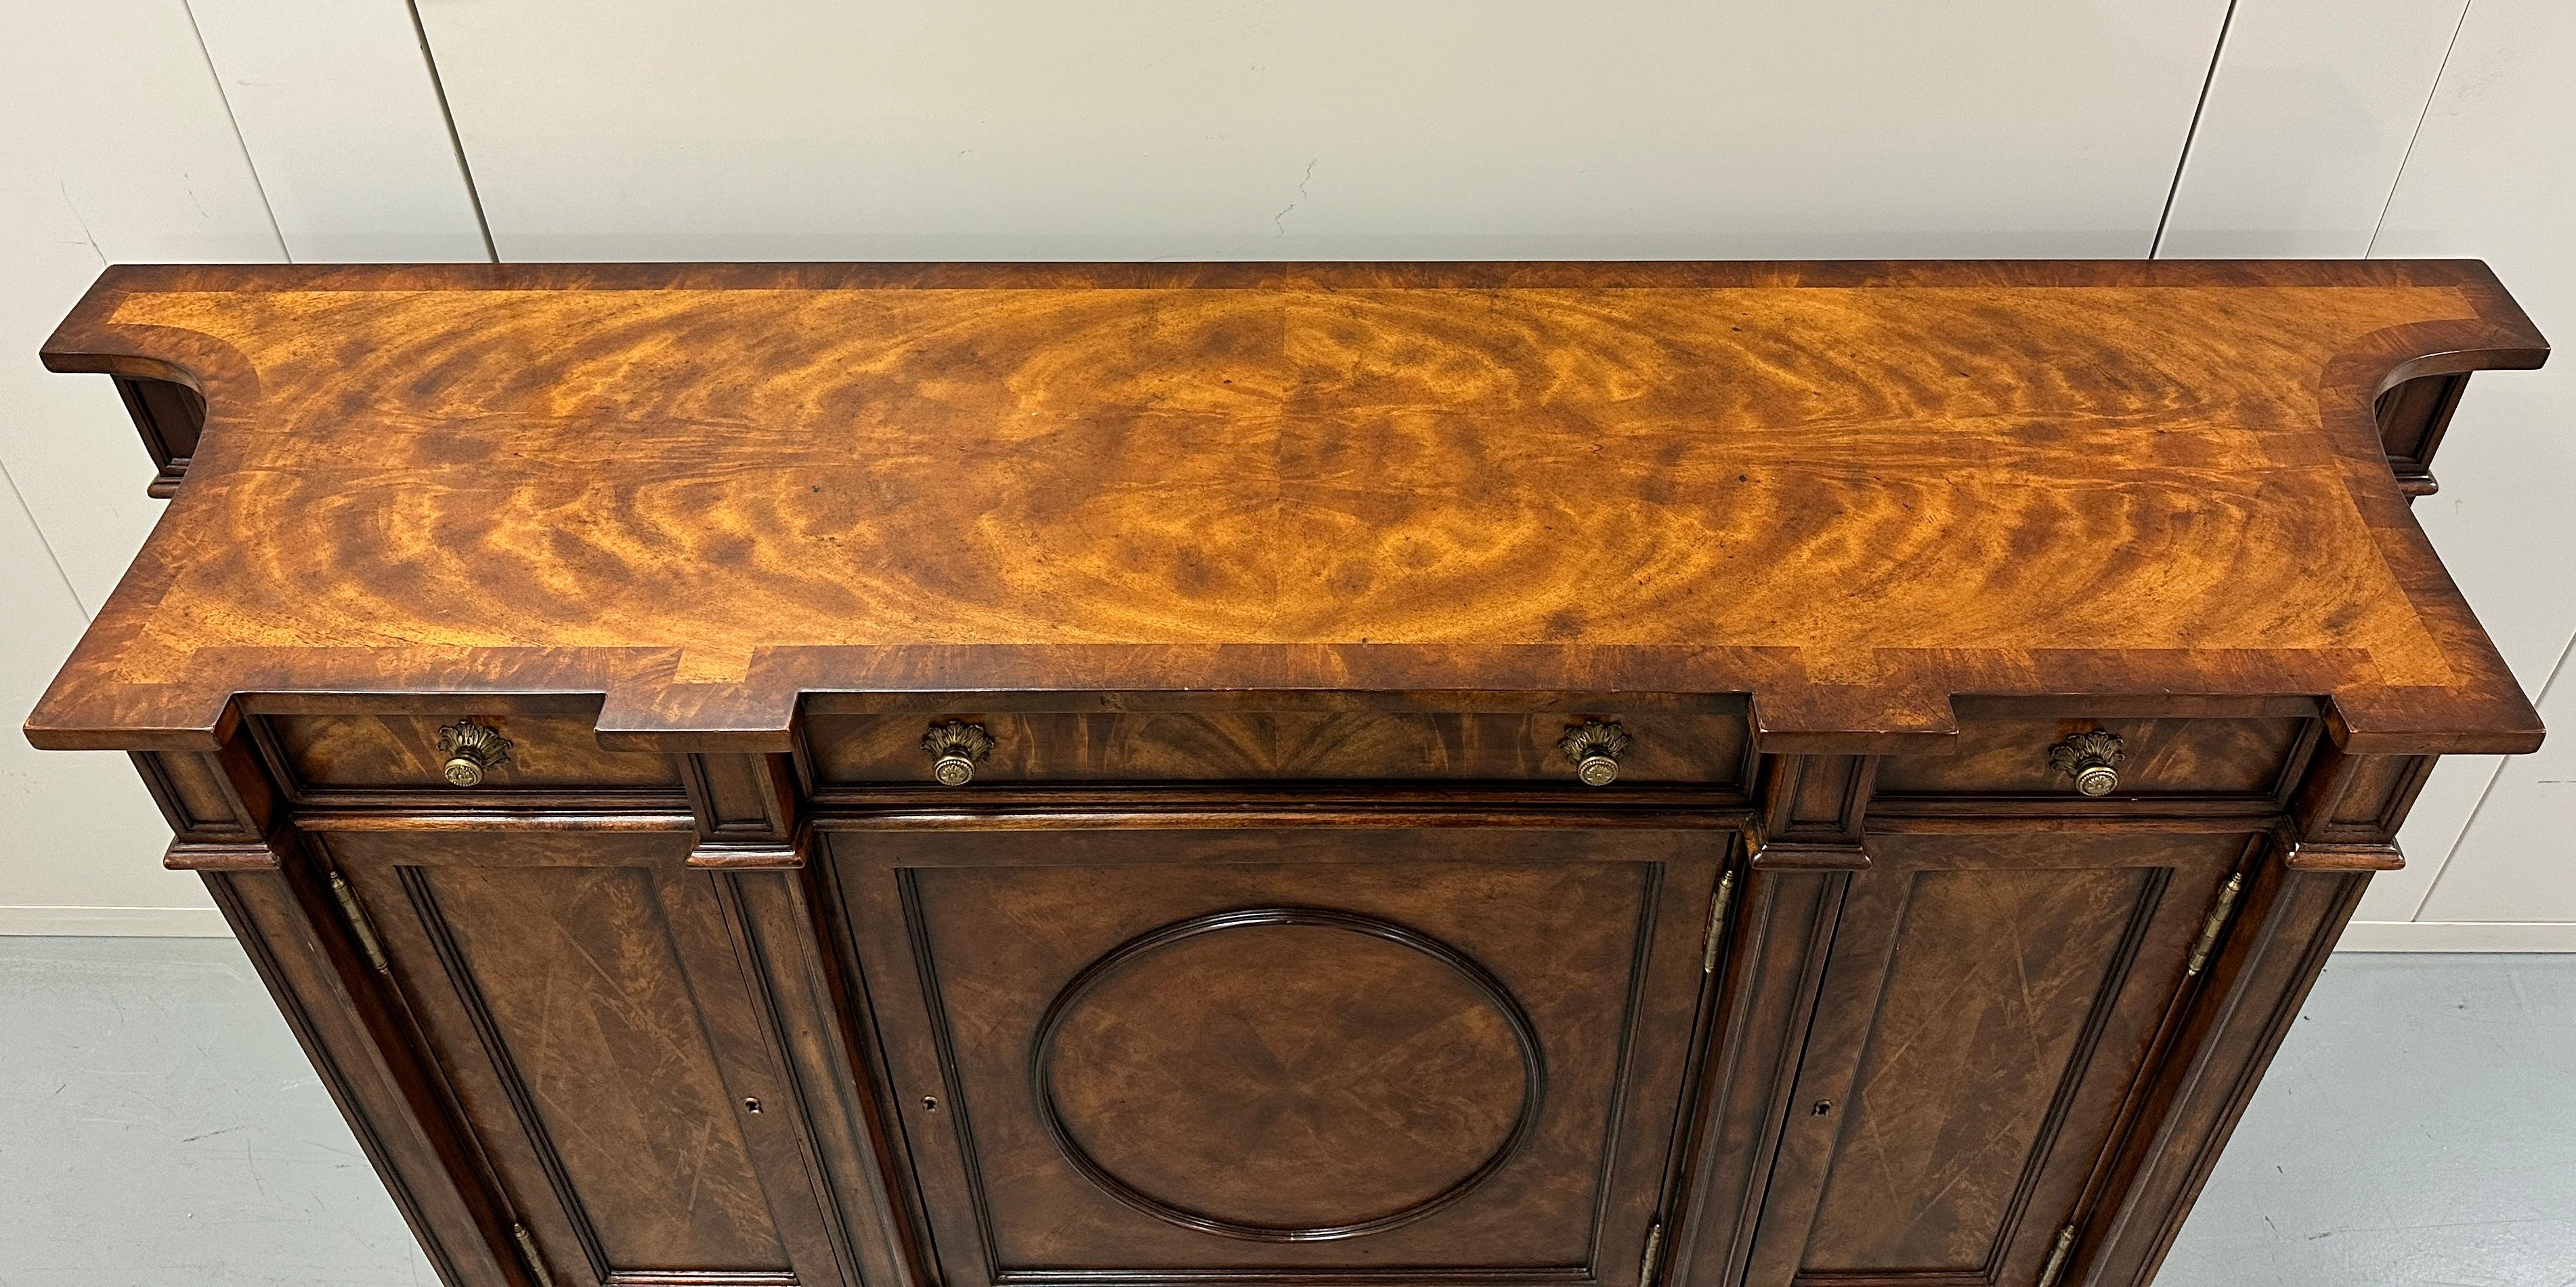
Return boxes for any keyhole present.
[922,1095,939,1113]
[742,1097,762,1114]
[1812,1099,1834,1116]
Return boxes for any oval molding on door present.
[1031,906,1546,1242]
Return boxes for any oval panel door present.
[829,822,1730,1287]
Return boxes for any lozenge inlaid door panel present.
[324,829,859,1287]
[1743,830,2254,1287]
[829,822,1729,1286]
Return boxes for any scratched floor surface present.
[0,940,2568,1287]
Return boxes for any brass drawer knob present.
[1558,719,1632,787]
[436,720,512,787]
[2048,730,2125,797]
[923,721,995,786]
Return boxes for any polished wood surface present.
[29,260,2546,754]
[1745,830,2249,1285]
[1872,715,2312,801]
[802,706,1752,786]
[834,824,1715,1283]
[28,261,2548,1287]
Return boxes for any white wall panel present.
[2422,642,2576,922]
[0,0,280,931]
[0,0,284,611]
[2370,0,2576,926]
[416,0,2231,261]
[0,466,212,932]
[186,0,490,262]
[2159,0,2468,257]
[2357,752,2500,921]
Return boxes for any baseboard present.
[0,906,232,937]
[2336,920,2576,952]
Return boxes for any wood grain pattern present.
[830,822,1716,1284]
[1744,830,2250,1286]
[26,260,2547,757]
[1872,716,2312,801]
[22,259,2549,1287]
[1035,910,1541,1239]
[806,707,1749,786]
[329,828,851,1284]
[1801,865,2153,1271]
[264,710,685,794]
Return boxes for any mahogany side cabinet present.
[28,261,2548,1287]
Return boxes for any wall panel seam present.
[2364,0,2478,259]
[405,0,499,262]
[0,459,93,623]
[2149,0,2244,259]
[179,0,290,262]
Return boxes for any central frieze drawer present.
[805,709,1752,788]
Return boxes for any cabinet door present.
[1742,830,2252,1287]
[829,822,1728,1287]
[326,828,861,1287]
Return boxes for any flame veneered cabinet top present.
[28,260,2547,753]
[26,258,2547,1287]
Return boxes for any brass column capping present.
[163,839,284,872]
[2282,841,2405,872]
[687,836,812,870]
[1748,842,1873,871]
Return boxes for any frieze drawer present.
[1874,715,2319,802]
[803,708,1753,790]
[256,710,685,797]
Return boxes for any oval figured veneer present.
[1032,908,1544,1241]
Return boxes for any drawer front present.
[260,711,685,795]
[807,710,1750,789]
[1874,716,2313,801]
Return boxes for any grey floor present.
[0,943,2568,1287]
